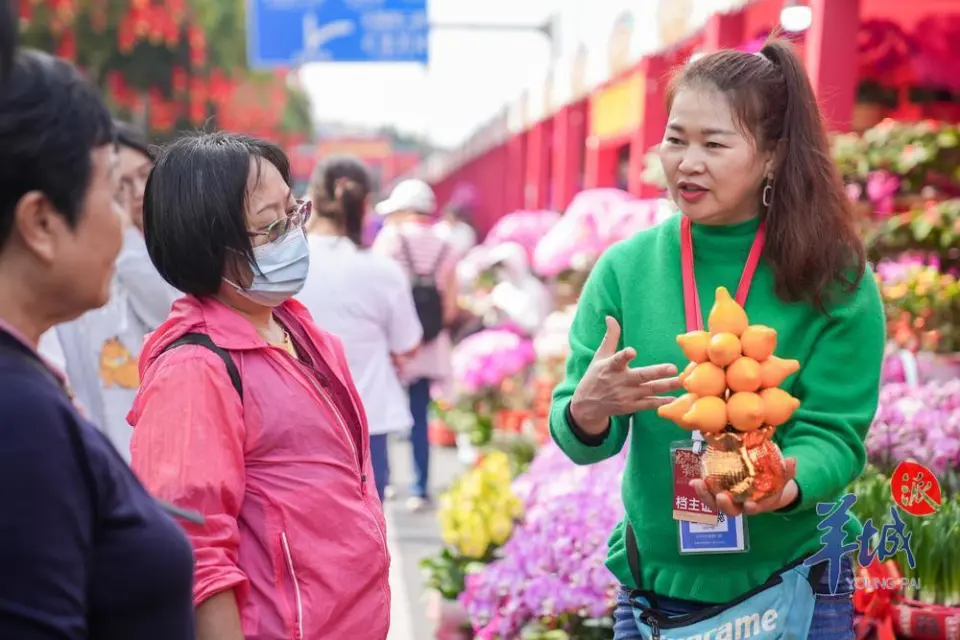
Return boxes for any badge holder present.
[671,436,749,555]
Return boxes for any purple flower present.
[460,443,627,636]
[451,330,536,396]
[867,380,960,475]
[866,170,901,216]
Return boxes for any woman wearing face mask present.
[127,133,390,640]
[551,41,883,639]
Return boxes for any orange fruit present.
[676,331,711,363]
[708,287,749,336]
[679,361,697,384]
[657,393,698,430]
[707,332,742,367]
[682,396,728,434]
[726,357,762,393]
[727,392,765,432]
[740,325,777,361]
[758,356,800,388]
[759,387,800,426]
[682,362,727,397]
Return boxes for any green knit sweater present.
[549,213,885,603]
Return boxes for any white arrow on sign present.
[303,14,356,54]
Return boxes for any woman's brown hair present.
[307,155,371,246]
[668,39,866,312]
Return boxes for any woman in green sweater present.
[550,41,884,639]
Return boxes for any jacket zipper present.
[280,531,304,640]
[289,358,392,598]
[287,356,365,488]
[279,351,391,600]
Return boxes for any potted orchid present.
[867,379,960,495]
[421,452,525,639]
[459,443,626,639]
[833,120,960,205]
[446,330,537,462]
[874,261,960,353]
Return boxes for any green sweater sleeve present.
[779,269,886,512]
[549,249,631,465]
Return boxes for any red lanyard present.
[680,216,766,333]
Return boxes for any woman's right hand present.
[570,316,682,435]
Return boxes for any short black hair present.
[143,132,292,296]
[114,119,153,160]
[1,0,16,81]
[0,49,115,250]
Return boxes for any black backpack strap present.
[430,242,449,278]
[399,234,421,278]
[162,332,242,400]
[626,522,642,589]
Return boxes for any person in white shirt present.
[434,204,477,257]
[37,121,180,461]
[299,156,422,501]
[372,179,460,511]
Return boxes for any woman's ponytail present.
[306,155,372,247]
[335,180,366,247]
[760,39,865,311]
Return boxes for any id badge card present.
[670,441,748,554]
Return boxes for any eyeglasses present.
[249,200,312,244]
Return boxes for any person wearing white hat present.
[373,179,460,511]
[375,178,437,218]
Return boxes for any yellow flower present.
[488,513,513,545]
[441,523,459,547]
[508,496,524,518]
[458,529,489,559]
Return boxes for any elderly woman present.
[0,46,194,638]
[128,132,390,640]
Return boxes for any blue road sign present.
[247,0,429,68]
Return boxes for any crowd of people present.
[1,2,881,638]
[0,9,472,636]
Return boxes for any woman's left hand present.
[690,457,799,518]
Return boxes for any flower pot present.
[495,410,526,434]
[425,590,472,640]
[455,433,480,467]
[852,102,889,134]
[429,420,458,448]
[892,599,960,639]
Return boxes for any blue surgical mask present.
[227,229,311,307]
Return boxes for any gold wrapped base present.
[700,427,787,504]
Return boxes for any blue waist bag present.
[624,523,825,640]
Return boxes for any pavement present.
[384,436,465,640]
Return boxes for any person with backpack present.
[373,179,460,512]
[127,132,390,640]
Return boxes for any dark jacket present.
[0,328,196,639]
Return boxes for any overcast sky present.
[296,0,741,147]
[297,0,623,148]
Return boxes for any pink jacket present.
[128,296,390,640]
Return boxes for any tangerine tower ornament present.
[658,287,801,503]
